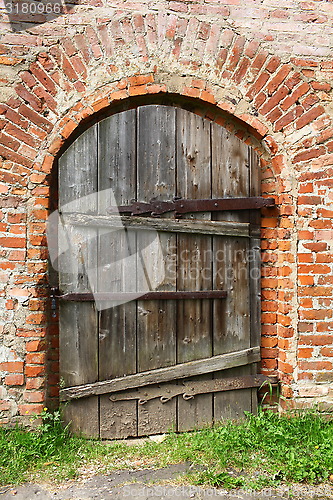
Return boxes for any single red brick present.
[128,74,154,86]
[26,312,47,325]
[292,58,318,67]
[18,404,44,415]
[19,71,37,89]
[266,56,281,73]
[259,85,289,115]
[26,377,44,390]
[5,374,24,386]
[15,83,42,111]
[321,347,333,357]
[267,64,291,95]
[299,360,332,371]
[0,237,26,248]
[48,136,64,155]
[311,81,331,91]
[246,72,270,99]
[261,347,278,358]
[33,86,57,112]
[70,55,87,78]
[293,146,326,163]
[277,360,293,374]
[281,82,310,111]
[296,105,325,129]
[251,49,269,73]
[0,361,24,373]
[23,391,45,403]
[261,337,278,348]
[61,120,77,139]
[302,93,320,111]
[262,359,278,370]
[29,62,57,96]
[244,39,259,58]
[0,131,20,151]
[19,104,53,132]
[25,353,46,365]
[300,309,332,320]
[25,365,45,377]
[298,195,322,205]
[233,57,251,84]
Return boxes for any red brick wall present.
[0,1,333,422]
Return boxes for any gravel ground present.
[0,464,332,500]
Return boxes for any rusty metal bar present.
[108,197,275,216]
[109,375,279,405]
[57,290,228,301]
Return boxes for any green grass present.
[0,407,332,490]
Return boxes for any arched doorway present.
[53,103,273,438]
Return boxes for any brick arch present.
[2,14,330,177]
[1,12,332,418]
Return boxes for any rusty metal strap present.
[57,291,228,302]
[109,375,278,405]
[109,197,275,216]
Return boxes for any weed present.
[0,408,332,490]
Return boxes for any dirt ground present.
[0,464,332,500]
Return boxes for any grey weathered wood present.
[211,123,253,421]
[60,346,261,401]
[176,108,213,431]
[136,105,177,435]
[57,104,263,439]
[62,213,252,237]
[97,111,138,439]
[59,125,99,438]
[249,147,262,415]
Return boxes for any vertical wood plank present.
[97,111,138,438]
[176,108,213,432]
[137,105,177,436]
[249,148,261,415]
[211,124,252,423]
[59,125,99,438]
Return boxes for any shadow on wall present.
[4,0,80,32]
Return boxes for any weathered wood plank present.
[249,147,262,415]
[62,213,252,237]
[176,107,213,432]
[137,105,177,435]
[113,196,274,215]
[97,111,138,439]
[60,346,261,401]
[59,125,99,438]
[211,123,253,422]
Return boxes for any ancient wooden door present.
[56,104,272,438]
